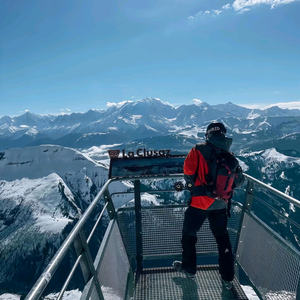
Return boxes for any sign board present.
[108,149,186,179]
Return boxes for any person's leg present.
[181,206,208,274]
[208,208,234,281]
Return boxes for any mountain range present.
[2,98,300,154]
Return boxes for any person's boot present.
[222,279,233,290]
[172,261,196,280]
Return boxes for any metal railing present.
[238,174,300,300]
[24,173,300,300]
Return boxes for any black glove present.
[185,181,195,193]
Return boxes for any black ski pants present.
[181,206,234,281]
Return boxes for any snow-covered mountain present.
[2,98,300,152]
[0,145,132,296]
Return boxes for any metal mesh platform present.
[117,204,242,262]
[134,265,249,300]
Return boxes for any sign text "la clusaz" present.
[122,148,171,158]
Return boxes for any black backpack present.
[195,142,239,202]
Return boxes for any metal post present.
[103,189,116,220]
[134,180,143,274]
[73,230,104,300]
[244,180,254,212]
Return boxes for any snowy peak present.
[0,115,12,126]
[53,109,105,126]
[13,111,51,127]
[174,102,224,126]
[114,97,176,118]
[263,106,300,117]
[212,102,251,118]
[239,147,300,184]
[0,173,81,234]
[0,145,107,182]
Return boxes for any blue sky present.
[1,0,300,116]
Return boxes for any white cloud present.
[222,3,231,9]
[232,0,300,12]
[19,109,30,114]
[189,8,223,19]
[193,99,203,105]
[239,101,300,110]
[212,9,222,15]
[238,7,251,13]
[58,109,72,115]
[191,10,210,18]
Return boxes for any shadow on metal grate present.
[134,265,249,300]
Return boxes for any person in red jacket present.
[173,122,244,290]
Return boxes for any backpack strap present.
[193,142,215,197]
[195,142,213,161]
[202,142,235,216]
[195,142,221,187]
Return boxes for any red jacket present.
[184,146,215,210]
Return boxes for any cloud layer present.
[232,0,300,11]
[188,0,299,20]
[240,101,300,110]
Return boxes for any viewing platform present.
[25,154,300,300]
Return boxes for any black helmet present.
[205,122,227,138]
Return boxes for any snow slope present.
[0,145,132,295]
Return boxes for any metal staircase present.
[25,173,300,300]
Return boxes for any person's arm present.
[183,147,199,190]
[233,165,245,188]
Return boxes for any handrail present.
[252,194,300,230]
[243,173,300,208]
[25,179,113,300]
[56,201,109,300]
